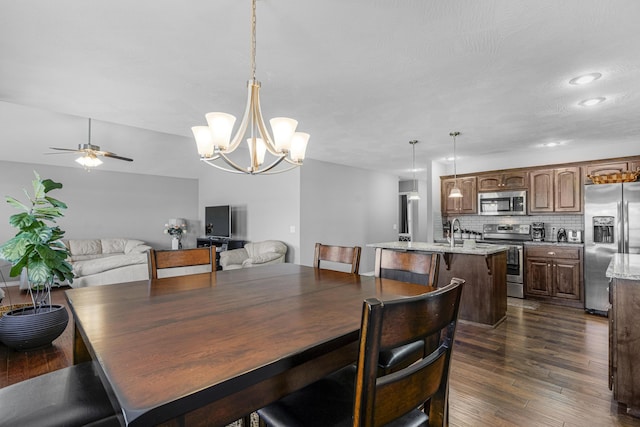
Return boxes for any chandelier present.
[191,0,310,175]
[448,132,463,198]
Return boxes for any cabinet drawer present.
[525,246,581,259]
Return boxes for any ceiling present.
[1,0,639,180]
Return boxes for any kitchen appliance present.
[557,228,567,242]
[478,190,527,216]
[532,222,545,241]
[480,223,531,298]
[567,230,582,243]
[584,181,640,315]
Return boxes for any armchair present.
[219,240,287,270]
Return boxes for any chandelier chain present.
[251,0,257,81]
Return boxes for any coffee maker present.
[532,222,545,241]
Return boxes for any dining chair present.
[374,247,441,375]
[257,277,465,427]
[313,243,362,274]
[374,247,439,286]
[147,247,215,279]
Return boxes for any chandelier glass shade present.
[408,140,420,201]
[191,0,309,175]
[448,131,463,198]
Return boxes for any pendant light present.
[448,132,463,198]
[408,140,420,201]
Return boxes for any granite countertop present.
[367,241,508,255]
[523,241,584,247]
[606,253,640,280]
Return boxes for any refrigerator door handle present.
[617,201,623,253]
[624,200,629,253]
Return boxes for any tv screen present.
[205,205,231,238]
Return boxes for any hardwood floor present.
[1,286,639,426]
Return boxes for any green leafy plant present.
[0,172,74,312]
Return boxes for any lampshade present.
[408,191,420,201]
[449,186,463,198]
[247,138,267,166]
[205,112,236,151]
[270,117,298,152]
[191,126,214,157]
[290,133,310,162]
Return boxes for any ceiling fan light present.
[449,186,463,198]
[205,112,236,151]
[76,155,103,168]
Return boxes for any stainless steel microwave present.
[478,191,527,216]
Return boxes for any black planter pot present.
[0,304,69,351]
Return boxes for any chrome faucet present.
[450,218,461,248]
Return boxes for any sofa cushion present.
[125,239,149,254]
[72,253,148,277]
[245,241,287,258]
[67,239,102,256]
[101,238,127,254]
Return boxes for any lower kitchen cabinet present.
[610,277,640,417]
[524,245,583,308]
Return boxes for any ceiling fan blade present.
[49,147,83,153]
[101,151,134,162]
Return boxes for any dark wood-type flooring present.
[1,286,639,426]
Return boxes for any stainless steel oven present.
[478,190,527,216]
[480,224,531,298]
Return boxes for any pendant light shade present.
[448,132,463,198]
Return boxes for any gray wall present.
[300,159,398,274]
[197,165,301,263]
[0,161,199,253]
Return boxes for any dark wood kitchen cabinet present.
[609,276,640,417]
[524,245,583,308]
[529,167,581,213]
[584,161,640,184]
[441,177,477,215]
[477,171,528,192]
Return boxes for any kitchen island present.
[606,253,640,417]
[368,241,508,327]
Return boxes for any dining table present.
[65,263,435,427]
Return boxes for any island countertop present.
[367,241,508,256]
[606,253,640,280]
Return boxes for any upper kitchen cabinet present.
[584,161,636,184]
[529,167,582,213]
[441,177,477,215]
[477,171,528,192]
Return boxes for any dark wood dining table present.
[65,263,435,427]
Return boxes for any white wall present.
[0,160,199,255]
[300,159,398,274]
[197,165,301,263]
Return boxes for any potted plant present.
[0,171,74,350]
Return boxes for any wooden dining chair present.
[313,243,362,274]
[257,277,465,427]
[147,247,215,279]
[374,247,440,286]
[373,247,442,375]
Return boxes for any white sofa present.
[21,238,152,289]
[219,240,287,271]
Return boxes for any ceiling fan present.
[48,118,133,169]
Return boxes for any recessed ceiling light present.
[579,97,606,107]
[569,73,602,85]
[445,156,456,162]
[542,142,558,147]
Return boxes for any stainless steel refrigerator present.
[584,181,640,314]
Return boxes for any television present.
[205,205,231,238]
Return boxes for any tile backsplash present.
[436,214,584,241]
